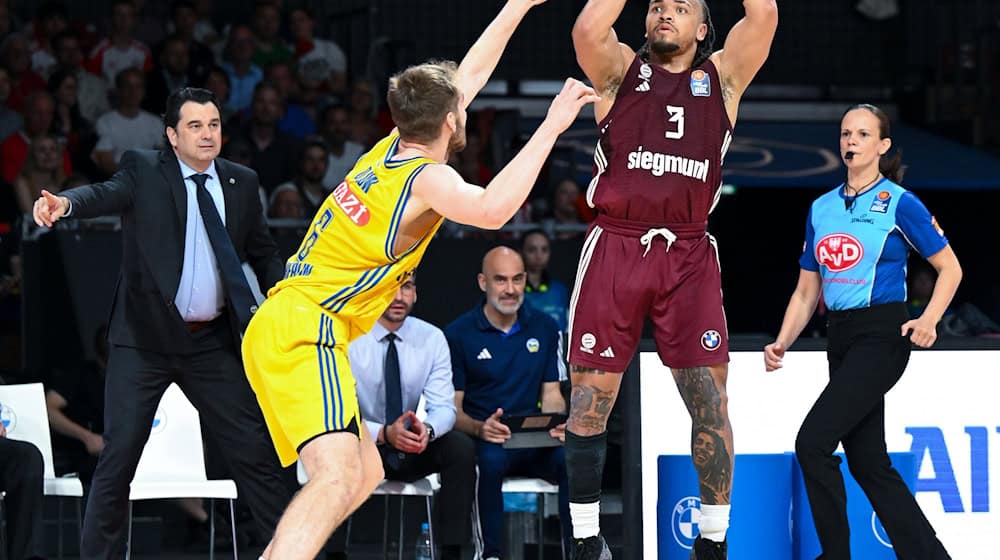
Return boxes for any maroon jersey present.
[586,56,733,224]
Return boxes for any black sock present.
[565,429,608,503]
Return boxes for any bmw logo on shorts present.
[671,496,701,549]
[701,330,722,351]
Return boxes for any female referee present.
[764,104,961,559]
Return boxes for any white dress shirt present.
[349,316,456,441]
[173,159,226,322]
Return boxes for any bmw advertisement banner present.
[640,351,999,560]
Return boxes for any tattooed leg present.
[566,366,624,540]
[672,364,733,505]
[567,366,623,436]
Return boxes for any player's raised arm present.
[713,0,778,106]
[454,0,547,111]
[413,79,600,229]
[572,0,635,102]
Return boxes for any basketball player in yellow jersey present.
[241,1,599,557]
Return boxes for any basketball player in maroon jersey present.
[565,1,777,558]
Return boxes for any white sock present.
[698,504,730,542]
[570,501,601,539]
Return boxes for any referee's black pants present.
[795,303,950,560]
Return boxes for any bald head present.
[479,246,526,317]
[481,246,523,274]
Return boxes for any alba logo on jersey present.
[333,182,371,226]
[816,233,864,272]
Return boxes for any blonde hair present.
[15,136,65,213]
[386,61,460,144]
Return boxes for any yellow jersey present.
[271,131,442,341]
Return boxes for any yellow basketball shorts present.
[242,288,361,467]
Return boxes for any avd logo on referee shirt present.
[816,233,864,272]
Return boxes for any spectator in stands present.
[161,0,214,83]
[201,64,233,123]
[445,246,571,560]
[0,65,23,141]
[220,135,253,167]
[128,0,168,48]
[46,325,108,483]
[1,32,46,112]
[264,61,315,138]
[221,23,262,114]
[48,68,95,173]
[237,81,300,194]
[251,1,291,69]
[0,0,14,45]
[1,90,72,183]
[92,68,162,176]
[289,5,346,96]
[0,187,19,299]
[0,383,46,560]
[267,183,306,220]
[451,130,493,185]
[86,0,153,87]
[14,134,65,213]
[52,30,111,124]
[144,34,193,115]
[521,229,570,332]
[27,1,68,79]
[345,273,476,560]
[61,172,88,189]
[273,136,329,216]
[319,103,363,188]
[347,78,383,148]
[907,262,945,320]
[190,0,223,55]
[545,178,587,239]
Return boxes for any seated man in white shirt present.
[92,67,163,176]
[347,272,476,560]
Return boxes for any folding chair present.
[0,383,84,559]
[297,461,439,560]
[128,383,238,560]
[502,477,564,560]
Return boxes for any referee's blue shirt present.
[445,303,562,422]
[800,178,948,311]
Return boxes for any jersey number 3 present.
[665,105,685,140]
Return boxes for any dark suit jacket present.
[63,149,283,354]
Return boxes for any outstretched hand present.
[545,78,601,133]
[33,189,69,227]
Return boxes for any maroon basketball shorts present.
[568,214,729,372]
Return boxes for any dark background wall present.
[24,183,1000,373]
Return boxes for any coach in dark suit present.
[32,87,293,559]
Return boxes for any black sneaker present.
[690,536,727,560]
[572,534,612,560]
